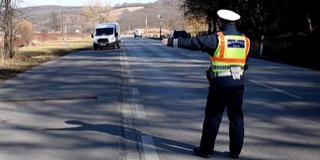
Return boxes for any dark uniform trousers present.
[199,85,244,155]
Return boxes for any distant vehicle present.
[91,22,121,50]
[167,30,190,47]
[134,28,143,38]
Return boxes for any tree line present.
[181,0,318,39]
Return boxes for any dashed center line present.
[121,55,159,160]
[131,88,139,96]
[135,104,146,119]
[129,78,135,83]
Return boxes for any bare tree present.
[81,0,114,32]
[167,15,184,31]
[0,0,15,63]
[16,19,33,46]
[186,17,208,36]
[181,0,218,34]
[47,12,60,32]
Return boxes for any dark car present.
[167,30,191,47]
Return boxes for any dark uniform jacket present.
[177,24,249,87]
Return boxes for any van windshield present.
[96,28,113,36]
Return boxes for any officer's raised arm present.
[177,35,219,54]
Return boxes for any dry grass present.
[0,37,92,82]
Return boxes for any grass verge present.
[0,39,92,82]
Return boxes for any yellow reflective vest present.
[210,32,250,73]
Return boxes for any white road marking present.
[124,61,129,66]
[135,104,146,119]
[249,79,303,99]
[129,78,135,83]
[142,136,159,160]
[132,88,139,96]
[122,53,157,160]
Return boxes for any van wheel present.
[93,45,98,50]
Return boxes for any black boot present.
[229,153,239,159]
[193,147,212,158]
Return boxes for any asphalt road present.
[0,37,319,160]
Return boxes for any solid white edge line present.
[249,79,303,99]
[141,136,159,160]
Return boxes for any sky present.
[21,0,156,7]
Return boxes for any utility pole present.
[60,0,65,45]
[145,16,148,37]
[157,9,164,40]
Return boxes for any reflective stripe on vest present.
[210,32,250,72]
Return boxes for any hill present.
[19,0,185,36]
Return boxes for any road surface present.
[0,37,319,160]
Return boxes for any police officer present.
[174,9,250,159]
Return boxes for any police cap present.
[217,9,240,21]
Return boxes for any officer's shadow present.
[44,120,229,158]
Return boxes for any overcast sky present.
[21,0,156,7]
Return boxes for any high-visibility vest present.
[210,32,250,72]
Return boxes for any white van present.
[134,28,143,38]
[91,22,121,50]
